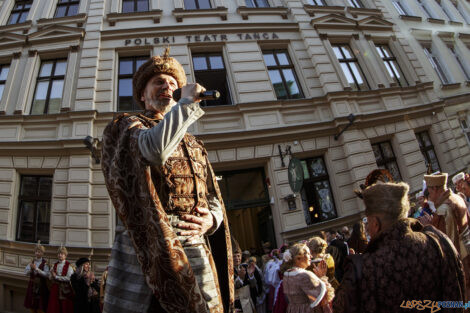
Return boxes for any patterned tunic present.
[102,100,234,313]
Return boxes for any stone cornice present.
[36,13,87,28]
[0,20,32,34]
[399,15,422,22]
[236,7,289,20]
[100,22,299,39]
[346,7,382,18]
[172,7,228,22]
[303,5,346,17]
[106,10,163,26]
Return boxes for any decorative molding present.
[449,20,463,26]
[436,31,454,40]
[28,25,85,45]
[13,110,22,115]
[0,32,27,49]
[346,7,382,18]
[441,82,461,90]
[357,16,394,31]
[399,15,422,22]
[106,10,163,26]
[0,21,32,34]
[303,5,346,17]
[12,52,21,59]
[172,8,228,22]
[311,13,357,30]
[36,13,87,29]
[427,17,445,24]
[236,7,289,20]
[28,50,37,57]
[70,45,80,52]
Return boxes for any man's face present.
[462,182,470,196]
[58,252,66,261]
[140,73,178,114]
[35,249,43,259]
[427,186,440,202]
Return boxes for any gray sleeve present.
[205,162,224,235]
[138,98,205,166]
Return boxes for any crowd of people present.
[24,242,108,313]
[233,169,470,313]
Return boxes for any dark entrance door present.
[216,167,276,253]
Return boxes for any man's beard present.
[147,98,175,114]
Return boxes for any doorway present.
[216,167,276,252]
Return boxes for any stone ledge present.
[0,20,32,34]
[237,7,289,20]
[36,13,87,28]
[106,10,162,26]
[304,5,346,17]
[172,7,228,22]
[441,82,461,90]
[399,15,422,22]
[427,17,445,24]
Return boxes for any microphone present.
[172,89,220,102]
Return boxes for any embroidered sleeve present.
[205,157,223,235]
[138,99,204,166]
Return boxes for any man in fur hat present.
[423,172,470,299]
[101,48,233,313]
[453,172,470,208]
[24,241,49,313]
[47,246,74,313]
[333,180,465,313]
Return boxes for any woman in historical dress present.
[24,241,49,313]
[71,257,100,313]
[282,243,333,313]
[307,237,340,290]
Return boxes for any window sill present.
[0,20,32,34]
[441,82,461,90]
[466,81,470,87]
[37,13,87,28]
[399,15,422,22]
[107,10,163,26]
[346,7,382,18]
[304,5,346,16]
[427,17,445,24]
[449,20,463,26]
[237,7,289,20]
[172,8,228,22]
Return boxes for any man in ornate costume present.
[47,246,74,313]
[24,241,49,313]
[423,173,470,299]
[101,48,233,313]
[333,172,465,313]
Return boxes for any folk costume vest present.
[52,261,74,300]
[24,258,49,311]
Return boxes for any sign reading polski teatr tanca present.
[124,32,280,46]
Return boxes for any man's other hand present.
[178,207,214,243]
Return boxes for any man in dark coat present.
[333,181,465,313]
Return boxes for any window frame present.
[192,51,233,107]
[299,156,337,225]
[422,45,450,85]
[371,141,402,182]
[375,44,408,87]
[30,58,67,115]
[392,1,408,15]
[415,131,441,173]
[447,45,470,81]
[0,64,10,101]
[347,0,364,8]
[7,0,32,24]
[331,44,370,91]
[121,0,149,13]
[183,0,212,10]
[16,175,52,244]
[416,0,434,18]
[117,55,148,112]
[245,0,270,7]
[460,119,470,146]
[262,49,304,100]
[307,0,327,5]
[54,0,80,18]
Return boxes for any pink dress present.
[283,268,330,313]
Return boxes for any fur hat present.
[452,172,465,185]
[424,173,448,187]
[362,182,410,220]
[35,240,45,253]
[133,47,186,109]
[75,257,90,268]
[57,245,68,256]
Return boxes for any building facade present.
[0,0,469,311]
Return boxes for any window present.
[460,119,470,145]
[347,0,364,8]
[263,50,304,99]
[0,65,10,100]
[54,0,79,17]
[299,157,337,225]
[246,0,269,7]
[451,0,470,24]
[436,0,454,20]
[416,131,440,173]
[448,46,470,80]
[184,0,211,9]
[118,56,147,112]
[375,45,408,87]
[192,52,232,106]
[417,0,434,18]
[7,0,32,24]
[16,176,52,243]
[122,0,148,13]
[332,44,370,91]
[422,46,450,84]
[372,141,402,182]
[307,0,326,4]
[31,59,67,115]
[392,1,408,15]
